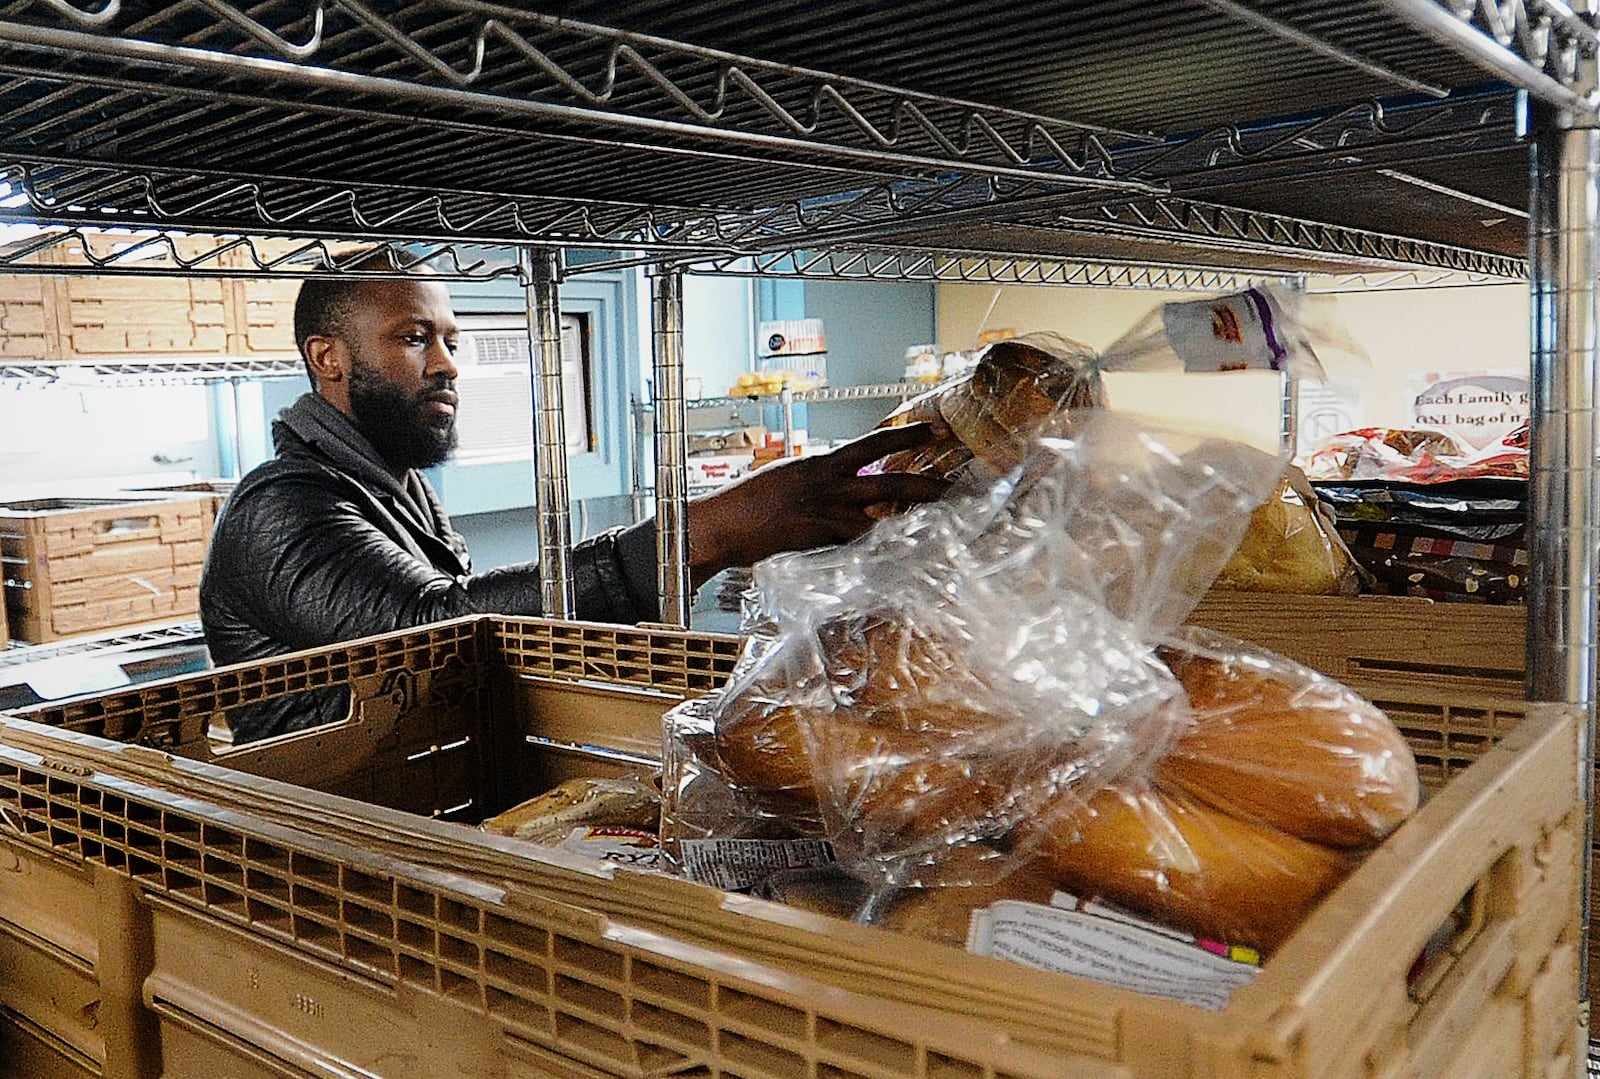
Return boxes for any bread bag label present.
[559,826,664,872]
[1161,288,1288,373]
[968,898,1258,1011]
[678,838,836,891]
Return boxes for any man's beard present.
[347,357,458,470]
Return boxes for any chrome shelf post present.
[651,268,693,628]
[522,247,575,619]
[1526,95,1600,1000]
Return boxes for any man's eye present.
[400,333,427,347]
[443,338,459,354]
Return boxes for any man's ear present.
[305,335,345,385]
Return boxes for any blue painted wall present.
[801,279,935,441]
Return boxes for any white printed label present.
[559,827,663,872]
[968,900,1258,1011]
[1161,289,1287,373]
[678,838,835,891]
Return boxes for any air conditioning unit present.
[452,316,590,465]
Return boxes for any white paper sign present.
[1295,378,1365,457]
[1406,369,1528,450]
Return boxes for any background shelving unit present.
[628,381,921,513]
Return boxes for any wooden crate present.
[7,616,1584,1079]
[0,495,211,643]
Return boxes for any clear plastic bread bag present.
[1096,284,1364,381]
[663,409,1289,919]
[871,331,1106,481]
[1026,624,1419,952]
[1211,464,1363,596]
[872,285,1365,487]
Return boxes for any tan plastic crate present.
[220,237,371,357]
[0,721,1112,1079]
[0,235,347,365]
[57,275,228,356]
[0,495,211,643]
[226,276,299,356]
[0,839,159,1079]
[120,481,235,532]
[32,236,229,358]
[6,615,1585,1079]
[1188,592,1526,699]
[0,701,1582,1079]
[0,1008,100,1079]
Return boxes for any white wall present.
[681,275,755,397]
[0,382,218,498]
[937,281,1531,435]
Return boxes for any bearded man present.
[199,277,943,741]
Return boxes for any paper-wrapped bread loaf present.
[1212,466,1360,596]
[480,777,660,844]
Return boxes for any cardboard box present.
[7,615,1582,1079]
[685,453,753,488]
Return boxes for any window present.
[452,313,593,463]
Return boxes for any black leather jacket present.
[200,393,659,741]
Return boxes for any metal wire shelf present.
[0,221,529,280]
[0,0,1593,1062]
[635,381,920,412]
[0,355,304,384]
[672,248,1269,291]
[0,3,1551,269]
[0,2,1156,193]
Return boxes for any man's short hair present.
[292,279,367,386]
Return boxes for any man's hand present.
[686,423,950,583]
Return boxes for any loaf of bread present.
[1155,642,1419,849]
[876,387,973,477]
[1030,782,1354,952]
[875,334,1103,479]
[940,336,1103,472]
[715,700,1013,840]
[1383,428,1463,458]
[480,777,660,844]
[1211,467,1359,596]
[760,858,1062,948]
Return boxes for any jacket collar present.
[272,393,470,574]
[274,392,407,500]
